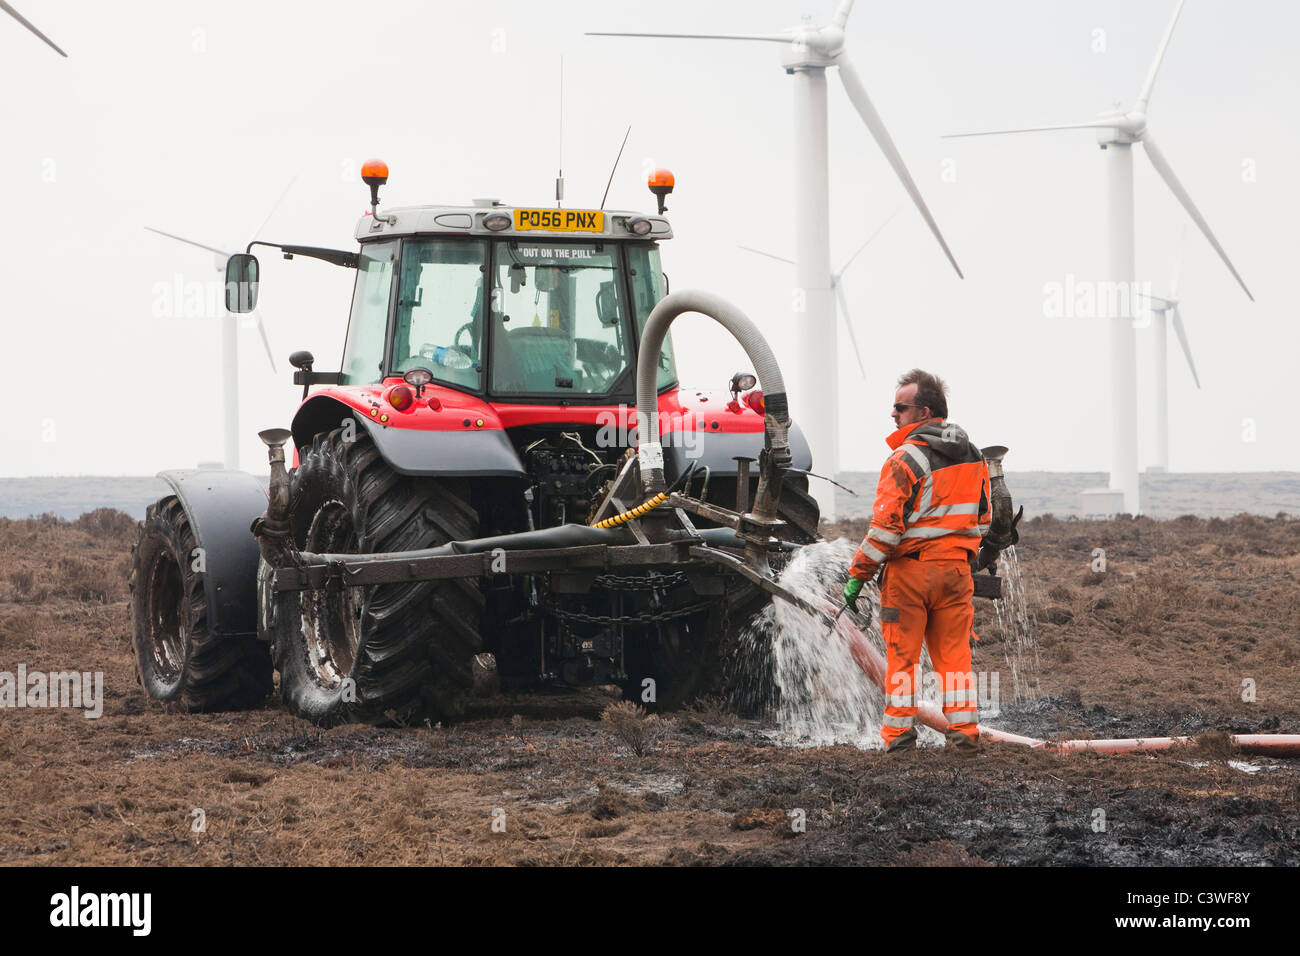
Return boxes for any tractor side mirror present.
[225,253,260,313]
[596,281,619,327]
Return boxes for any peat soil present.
[0,510,1296,866]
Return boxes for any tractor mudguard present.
[156,469,266,639]
[291,395,528,479]
[353,415,528,479]
[661,420,813,483]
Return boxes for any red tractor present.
[130,162,827,725]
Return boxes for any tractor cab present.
[343,208,677,403]
[333,157,681,406]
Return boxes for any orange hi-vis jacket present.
[849,418,992,581]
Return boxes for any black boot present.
[886,728,918,753]
[945,728,980,756]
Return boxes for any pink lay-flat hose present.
[823,598,1300,755]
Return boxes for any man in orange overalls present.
[842,369,991,753]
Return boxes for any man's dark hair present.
[898,368,948,420]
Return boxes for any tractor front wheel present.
[269,425,485,726]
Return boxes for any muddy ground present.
[0,509,1296,866]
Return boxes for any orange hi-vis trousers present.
[878,555,980,747]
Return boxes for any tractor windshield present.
[488,241,632,396]
[391,238,488,391]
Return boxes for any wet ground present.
[0,511,1296,865]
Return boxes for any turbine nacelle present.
[783,24,843,69]
[1095,109,1147,147]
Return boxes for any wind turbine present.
[1142,246,1199,472]
[1,1,66,56]
[145,178,296,470]
[945,0,1251,514]
[739,209,898,381]
[589,0,962,521]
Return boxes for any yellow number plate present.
[513,209,604,232]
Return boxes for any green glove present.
[843,577,863,612]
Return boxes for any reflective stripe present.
[943,688,977,705]
[909,502,981,521]
[901,444,931,478]
[887,693,915,708]
[945,710,979,724]
[883,714,915,729]
[901,525,983,540]
[867,526,902,546]
[858,540,888,562]
[915,474,933,518]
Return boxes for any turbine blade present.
[144,226,231,258]
[833,280,868,380]
[1136,0,1187,112]
[585,31,789,44]
[831,0,856,29]
[1135,292,1173,309]
[1170,305,1200,388]
[253,313,276,372]
[943,120,1118,139]
[837,207,898,275]
[1142,133,1253,301]
[737,244,796,265]
[837,56,963,278]
[1,1,67,56]
[250,174,300,241]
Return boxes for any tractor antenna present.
[600,125,632,210]
[556,56,565,208]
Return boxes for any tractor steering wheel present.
[454,322,477,354]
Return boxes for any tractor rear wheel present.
[129,496,273,710]
[270,425,484,726]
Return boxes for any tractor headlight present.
[403,368,434,389]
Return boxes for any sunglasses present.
[893,402,925,413]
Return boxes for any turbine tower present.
[589,0,962,521]
[1,1,67,56]
[946,0,1251,514]
[1142,248,1200,472]
[145,179,295,470]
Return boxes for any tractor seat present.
[498,326,577,391]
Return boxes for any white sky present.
[2,0,1296,477]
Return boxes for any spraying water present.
[734,539,944,749]
[992,545,1041,703]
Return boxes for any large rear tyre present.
[129,496,272,710]
[270,425,484,726]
